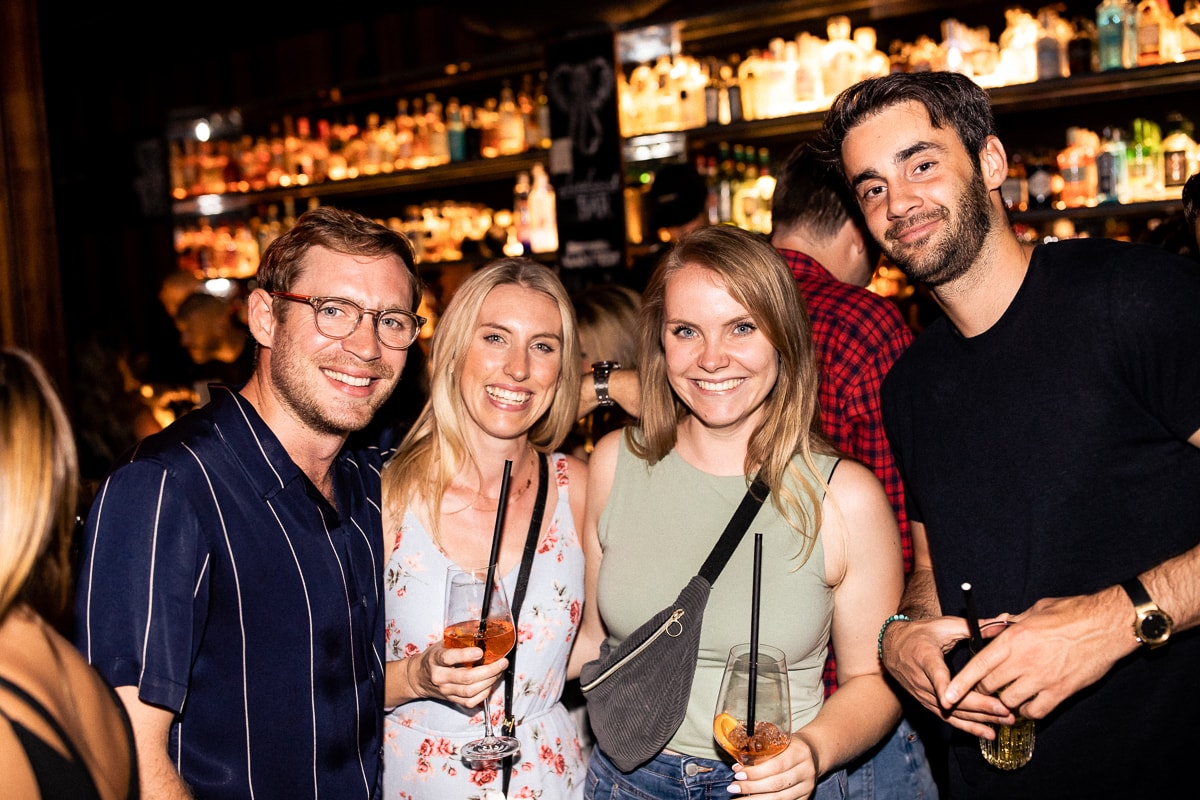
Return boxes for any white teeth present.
[487,386,531,404]
[324,369,370,387]
[696,378,743,391]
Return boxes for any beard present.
[268,330,398,437]
[882,169,994,287]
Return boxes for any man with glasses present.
[75,206,425,799]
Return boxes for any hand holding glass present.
[713,643,791,765]
[972,620,1035,770]
[444,564,520,763]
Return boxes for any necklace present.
[446,448,537,515]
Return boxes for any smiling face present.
[662,264,778,436]
[262,245,413,436]
[842,101,996,287]
[458,283,564,444]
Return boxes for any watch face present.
[1140,612,1170,642]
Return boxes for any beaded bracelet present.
[877,614,911,662]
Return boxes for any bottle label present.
[1164,150,1189,186]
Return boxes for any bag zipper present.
[580,608,686,692]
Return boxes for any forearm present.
[578,369,640,419]
[898,566,941,620]
[117,686,194,800]
[1139,540,1200,635]
[799,673,902,775]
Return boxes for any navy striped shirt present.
[75,385,385,799]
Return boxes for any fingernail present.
[726,785,741,795]
[734,772,747,781]
[944,687,959,704]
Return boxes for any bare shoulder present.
[826,457,888,511]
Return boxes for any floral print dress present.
[383,454,586,800]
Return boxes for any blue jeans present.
[845,717,939,800]
[585,746,847,800]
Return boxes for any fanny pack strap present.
[697,477,769,585]
[501,453,550,796]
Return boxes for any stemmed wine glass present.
[713,643,791,765]
[444,564,521,764]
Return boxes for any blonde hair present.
[381,258,580,540]
[572,284,642,369]
[630,226,835,563]
[0,349,79,621]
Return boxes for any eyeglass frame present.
[269,291,427,350]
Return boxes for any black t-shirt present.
[881,238,1200,798]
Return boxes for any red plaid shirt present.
[780,248,914,696]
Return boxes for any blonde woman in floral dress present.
[380,258,588,799]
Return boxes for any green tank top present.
[597,437,838,760]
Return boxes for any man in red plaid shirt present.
[771,142,938,799]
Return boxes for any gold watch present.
[1120,577,1173,649]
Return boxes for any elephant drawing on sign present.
[549,57,614,158]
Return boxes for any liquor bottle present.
[760,38,796,119]
[731,145,759,231]
[855,26,892,79]
[1136,0,1173,66]
[527,163,558,254]
[716,142,735,224]
[752,147,775,233]
[1068,18,1098,74]
[1161,112,1196,195]
[424,95,450,166]
[1096,126,1132,204]
[1127,116,1163,201]
[513,171,532,254]
[720,63,743,124]
[1057,127,1099,208]
[1036,7,1069,79]
[822,15,864,101]
[1026,151,1058,209]
[497,82,525,155]
[794,32,824,110]
[1001,151,1030,212]
[1097,0,1136,69]
[446,97,467,163]
[737,49,763,121]
[394,98,414,169]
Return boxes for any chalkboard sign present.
[544,32,627,279]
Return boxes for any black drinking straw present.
[746,533,764,736]
[477,459,513,635]
[962,582,985,653]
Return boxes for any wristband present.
[591,361,621,408]
[877,614,911,662]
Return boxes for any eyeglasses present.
[269,292,426,350]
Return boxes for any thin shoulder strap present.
[697,477,768,585]
[0,673,100,789]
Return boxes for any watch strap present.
[591,361,620,408]
[1119,576,1152,608]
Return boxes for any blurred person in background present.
[568,283,642,460]
[0,348,138,800]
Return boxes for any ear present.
[245,288,277,349]
[980,135,1008,192]
[842,219,867,258]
